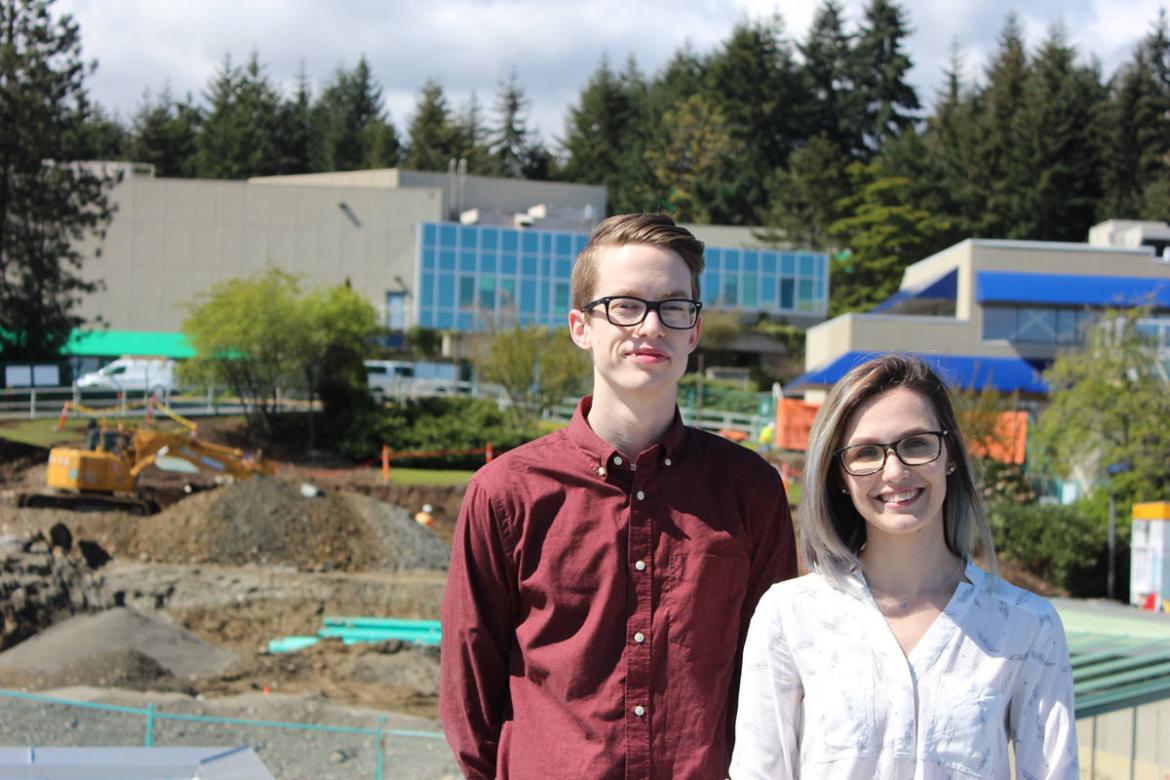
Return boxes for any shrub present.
[371,397,539,469]
[987,492,1129,599]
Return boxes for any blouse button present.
[597,466,606,476]
[636,490,645,501]
[664,457,672,466]
[634,560,646,572]
[634,631,645,644]
[613,456,623,465]
[633,705,646,717]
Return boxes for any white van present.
[75,357,178,398]
[365,359,460,400]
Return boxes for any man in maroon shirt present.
[440,213,797,779]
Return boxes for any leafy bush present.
[987,491,1129,599]
[367,397,539,469]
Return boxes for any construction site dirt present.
[0,434,465,777]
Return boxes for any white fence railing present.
[2,384,772,440]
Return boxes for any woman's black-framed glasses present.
[582,296,702,330]
[835,430,948,476]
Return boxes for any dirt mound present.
[25,647,195,694]
[66,476,451,573]
[0,607,236,680]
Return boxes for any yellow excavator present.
[19,401,272,515]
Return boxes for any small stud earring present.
[946,466,955,475]
[841,488,849,494]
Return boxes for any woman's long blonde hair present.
[800,354,997,588]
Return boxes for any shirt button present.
[634,560,646,572]
[633,705,646,717]
[664,457,672,466]
[636,490,645,500]
[597,466,606,476]
[634,631,645,644]
[613,456,623,465]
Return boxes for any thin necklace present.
[867,559,964,611]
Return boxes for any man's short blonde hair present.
[571,214,705,310]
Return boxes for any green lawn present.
[387,467,475,486]
[0,417,84,448]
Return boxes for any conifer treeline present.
[73,1,1170,313]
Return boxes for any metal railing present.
[0,689,448,780]
[2,384,772,441]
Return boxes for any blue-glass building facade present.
[416,222,829,331]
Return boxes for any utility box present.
[1131,501,1170,611]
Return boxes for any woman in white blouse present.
[730,354,1078,779]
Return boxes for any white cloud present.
[56,0,1165,142]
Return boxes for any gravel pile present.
[0,607,236,685]
[0,688,459,780]
[93,477,452,573]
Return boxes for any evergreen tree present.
[403,79,458,172]
[561,56,643,200]
[275,66,313,174]
[973,14,1033,237]
[920,44,984,237]
[704,16,806,223]
[487,69,546,178]
[312,57,398,172]
[643,94,736,223]
[762,134,851,249]
[195,52,284,178]
[1015,25,1104,240]
[799,0,863,158]
[450,90,491,173]
[66,102,128,161]
[853,0,920,155]
[828,160,951,315]
[638,48,707,213]
[0,0,114,358]
[126,87,201,177]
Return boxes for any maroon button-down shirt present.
[440,397,797,779]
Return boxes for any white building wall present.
[77,177,443,331]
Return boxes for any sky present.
[55,0,1167,149]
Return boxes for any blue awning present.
[977,271,1170,308]
[789,351,1050,394]
[870,269,958,313]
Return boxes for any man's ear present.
[687,315,702,354]
[568,308,592,351]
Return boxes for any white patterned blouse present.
[729,562,1078,779]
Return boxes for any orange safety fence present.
[775,398,1028,465]
[774,398,821,452]
[966,410,1028,465]
[379,443,494,483]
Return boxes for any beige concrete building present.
[792,222,1170,400]
[78,168,606,333]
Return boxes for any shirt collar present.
[566,395,688,467]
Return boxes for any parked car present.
[75,357,178,398]
[364,359,460,401]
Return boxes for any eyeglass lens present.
[606,297,698,328]
[841,433,942,475]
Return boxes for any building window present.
[982,305,1109,345]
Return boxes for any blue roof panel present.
[871,269,958,313]
[789,351,1050,394]
[977,271,1170,308]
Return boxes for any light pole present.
[1105,460,1132,600]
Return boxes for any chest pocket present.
[926,676,1007,776]
[666,548,749,655]
[800,649,877,763]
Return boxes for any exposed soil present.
[0,427,462,731]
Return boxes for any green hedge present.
[987,491,1129,599]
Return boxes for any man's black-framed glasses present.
[582,296,702,330]
[835,430,948,476]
